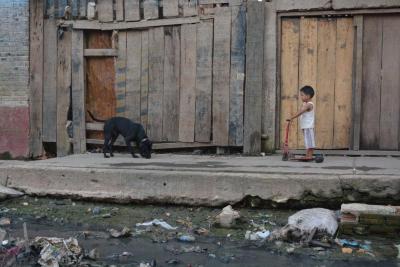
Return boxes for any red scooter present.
[282,120,324,163]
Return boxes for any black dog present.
[87,111,152,159]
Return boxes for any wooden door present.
[280,17,354,149]
[361,15,400,150]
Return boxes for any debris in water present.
[177,234,196,242]
[215,205,240,228]
[245,230,270,241]
[109,227,131,238]
[0,218,11,226]
[342,247,353,254]
[136,219,178,230]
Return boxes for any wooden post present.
[352,16,363,151]
[125,0,140,21]
[97,0,114,22]
[244,0,265,154]
[115,32,127,116]
[29,0,44,157]
[72,30,86,154]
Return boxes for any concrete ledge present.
[276,0,332,11]
[332,0,400,10]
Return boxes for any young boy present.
[286,85,315,160]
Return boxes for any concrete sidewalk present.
[1,153,399,206]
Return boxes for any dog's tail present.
[87,110,106,122]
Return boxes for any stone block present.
[275,0,332,11]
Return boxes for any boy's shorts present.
[303,128,315,149]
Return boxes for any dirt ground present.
[0,196,398,267]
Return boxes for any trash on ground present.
[0,185,24,201]
[0,217,11,226]
[32,237,82,267]
[215,205,240,228]
[87,248,100,260]
[109,227,131,238]
[136,219,178,230]
[245,230,270,241]
[177,234,196,242]
[341,247,353,254]
[395,244,400,259]
[194,227,209,236]
[166,258,181,264]
[335,238,371,251]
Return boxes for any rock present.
[109,227,131,238]
[88,248,100,260]
[0,218,11,226]
[215,205,240,228]
[286,247,295,254]
[0,185,24,201]
[102,213,112,218]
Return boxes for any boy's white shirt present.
[300,102,314,129]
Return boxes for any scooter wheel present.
[315,155,324,163]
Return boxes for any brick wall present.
[0,0,30,158]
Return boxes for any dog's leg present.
[125,138,138,158]
[109,135,118,157]
[103,136,111,158]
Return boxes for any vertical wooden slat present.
[29,0,44,157]
[126,31,142,123]
[72,30,86,154]
[334,18,354,149]
[45,0,55,18]
[316,19,336,149]
[352,15,363,151]
[163,27,180,141]
[298,18,317,148]
[56,0,67,18]
[180,0,198,17]
[195,21,213,143]
[279,19,299,150]
[141,31,149,131]
[43,19,58,142]
[179,24,197,142]
[229,6,246,146]
[212,7,231,146]
[57,30,71,156]
[380,16,400,150]
[361,16,382,149]
[79,0,87,18]
[115,32,127,116]
[97,0,114,22]
[163,0,179,17]
[71,0,79,18]
[143,0,159,20]
[148,27,164,141]
[125,0,140,21]
[116,0,125,21]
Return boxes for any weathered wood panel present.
[297,18,317,148]
[71,30,86,154]
[361,16,382,149]
[29,0,44,157]
[125,0,141,21]
[229,6,246,146]
[380,16,400,150]
[244,1,264,153]
[143,0,160,20]
[56,0,67,18]
[333,18,353,149]
[141,31,150,130]
[97,0,114,22]
[71,0,79,18]
[57,30,71,156]
[163,0,179,17]
[179,24,197,142]
[316,19,336,149]
[180,0,198,17]
[45,0,55,18]
[126,31,142,123]
[280,19,299,150]
[115,32,127,116]
[212,7,231,146]
[79,0,87,18]
[115,0,124,21]
[195,21,213,142]
[163,27,180,141]
[148,27,164,141]
[43,19,58,142]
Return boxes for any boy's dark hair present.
[300,85,315,98]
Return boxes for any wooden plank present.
[163,0,179,17]
[143,0,160,20]
[199,0,242,5]
[280,19,299,150]
[57,30,72,156]
[71,0,79,18]
[297,18,317,149]
[42,19,58,142]
[115,0,124,21]
[125,0,141,21]
[229,6,245,146]
[69,17,200,30]
[86,139,215,149]
[71,30,86,154]
[126,31,142,123]
[316,18,336,149]
[360,16,382,149]
[195,21,213,142]
[84,49,118,57]
[115,32,127,117]
[380,16,400,150]
[163,27,180,142]
[148,27,164,141]
[180,0,198,17]
[141,31,150,131]
[97,0,114,22]
[352,15,363,151]
[29,0,44,157]
[279,8,400,18]
[244,2,264,154]
[179,24,197,142]
[45,0,56,18]
[212,7,231,146]
[56,0,68,18]
[334,18,354,149]
[79,0,87,18]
